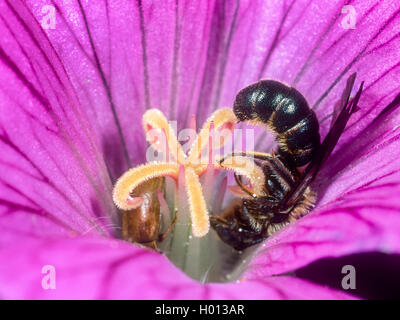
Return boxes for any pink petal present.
[21,1,399,179]
[24,0,224,178]
[0,1,116,238]
[1,0,400,298]
[248,127,400,277]
[0,236,355,299]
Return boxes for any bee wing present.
[329,73,357,129]
[282,74,364,210]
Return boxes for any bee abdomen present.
[233,80,320,166]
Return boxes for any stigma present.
[112,108,265,237]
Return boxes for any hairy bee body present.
[211,76,363,250]
[211,152,315,250]
[234,80,320,167]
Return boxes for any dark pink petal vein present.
[0,0,116,240]
[0,0,399,299]
[0,236,355,299]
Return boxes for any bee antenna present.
[234,172,257,198]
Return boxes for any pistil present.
[112,108,264,238]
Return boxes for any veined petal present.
[25,0,222,179]
[23,0,400,172]
[4,0,400,297]
[0,236,356,299]
[0,1,116,238]
[247,124,400,277]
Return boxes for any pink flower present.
[0,0,399,299]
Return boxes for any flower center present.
[113,108,265,238]
[112,108,268,281]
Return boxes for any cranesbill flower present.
[0,0,399,299]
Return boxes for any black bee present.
[210,74,364,251]
[234,79,321,167]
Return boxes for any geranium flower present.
[0,0,399,299]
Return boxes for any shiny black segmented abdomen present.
[233,80,321,167]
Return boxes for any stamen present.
[187,108,236,163]
[114,108,263,240]
[212,176,227,215]
[126,196,144,207]
[217,155,266,196]
[201,122,216,204]
[162,128,170,162]
[208,121,215,164]
[190,114,197,132]
[202,165,215,208]
[142,109,186,163]
[157,189,170,219]
[184,166,210,237]
[113,162,179,210]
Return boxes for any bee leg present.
[235,205,268,249]
[236,204,263,233]
[234,172,256,197]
